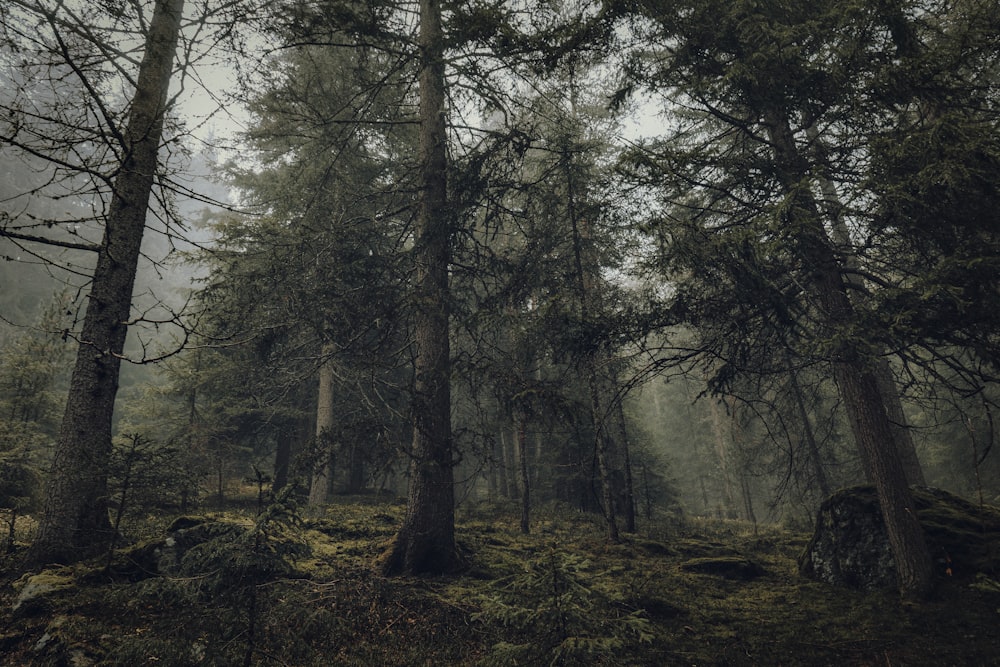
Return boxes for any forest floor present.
[1,494,998,666]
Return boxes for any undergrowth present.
[0,498,998,666]
[475,544,653,666]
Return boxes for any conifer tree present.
[21,0,187,564]
[614,0,953,598]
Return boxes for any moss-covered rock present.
[11,569,75,616]
[799,486,1000,590]
[679,556,765,580]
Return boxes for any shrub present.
[475,544,653,666]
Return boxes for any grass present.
[0,496,998,666]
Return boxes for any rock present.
[630,596,685,620]
[799,486,1000,591]
[12,571,75,616]
[679,556,765,581]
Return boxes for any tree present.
[187,15,415,503]
[380,0,461,575]
[0,294,71,550]
[615,0,945,597]
[308,352,338,505]
[22,0,186,564]
[767,105,934,598]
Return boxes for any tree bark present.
[308,352,336,506]
[27,0,184,565]
[496,421,512,499]
[380,0,458,574]
[873,356,926,486]
[766,109,932,599]
[832,360,933,597]
[588,373,620,542]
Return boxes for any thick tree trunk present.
[309,353,336,506]
[832,361,934,598]
[380,0,458,575]
[767,110,932,599]
[873,359,926,486]
[27,0,184,566]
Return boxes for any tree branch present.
[0,228,99,252]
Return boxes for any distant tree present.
[0,294,70,550]
[0,293,71,439]
[187,20,414,503]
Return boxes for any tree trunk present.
[496,423,511,499]
[308,352,336,506]
[614,399,637,532]
[27,0,184,566]
[873,359,926,486]
[807,122,926,487]
[566,171,619,541]
[274,415,308,495]
[788,368,831,499]
[767,109,932,599]
[380,0,458,575]
[708,397,738,518]
[216,457,226,505]
[533,423,545,495]
[588,377,620,542]
[272,433,292,494]
[515,408,531,534]
[833,361,934,597]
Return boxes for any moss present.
[12,569,76,616]
[912,488,1000,579]
[3,500,1000,665]
[801,485,1000,588]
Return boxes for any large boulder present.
[799,486,1000,591]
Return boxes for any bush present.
[475,544,653,666]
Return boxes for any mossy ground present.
[0,497,998,666]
